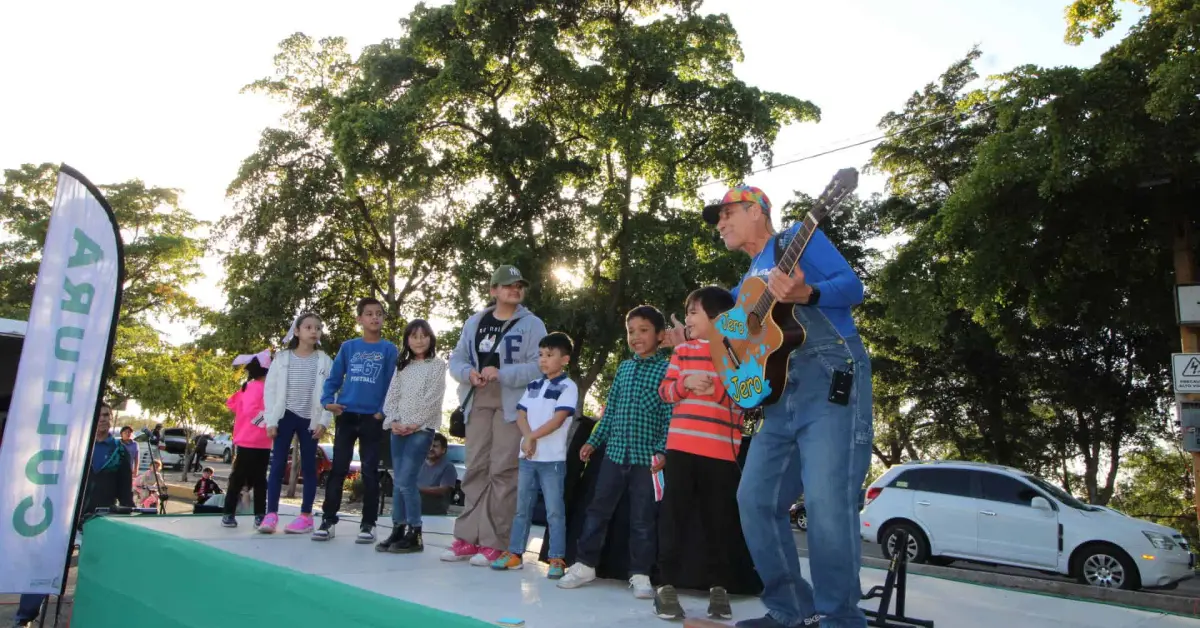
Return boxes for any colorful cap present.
[491,264,529,287]
[702,184,771,225]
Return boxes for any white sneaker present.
[555,563,596,589]
[469,552,491,567]
[629,574,654,599]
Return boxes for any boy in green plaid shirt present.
[556,305,672,598]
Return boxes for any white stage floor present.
[124,508,1198,627]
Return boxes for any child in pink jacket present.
[222,349,273,528]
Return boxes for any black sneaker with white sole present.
[221,515,237,528]
[356,524,376,544]
[708,586,732,619]
[312,519,335,541]
[654,584,685,620]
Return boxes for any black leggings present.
[223,447,270,516]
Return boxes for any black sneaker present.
[390,525,423,553]
[253,515,264,529]
[376,525,406,552]
[356,523,376,544]
[221,515,237,528]
[653,584,685,620]
[312,519,335,541]
[708,585,732,619]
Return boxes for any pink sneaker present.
[258,513,279,534]
[285,513,314,534]
[440,538,479,562]
[470,546,504,567]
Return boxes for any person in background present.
[222,351,273,528]
[193,467,223,505]
[134,459,164,507]
[260,311,333,535]
[119,426,138,473]
[442,264,547,566]
[490,332,578,580]
[315,297,400,543]
[555,305,672,598]
[191,432,211,472]
[418,433,459,516]
[376,319,447,553]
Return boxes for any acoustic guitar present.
[703,168,859,409]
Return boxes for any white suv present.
[860,460,1195,590]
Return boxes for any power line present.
[697,100,1001,189]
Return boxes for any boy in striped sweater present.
[653,285,760,621]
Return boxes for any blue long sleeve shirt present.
[731,225,864,338]
[320,337,400,415]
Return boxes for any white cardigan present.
[263,348,334,430]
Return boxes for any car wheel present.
[797,513,807,531]
[1074,543,1140,590]
[881,522,930,564]
[223,448,232,464]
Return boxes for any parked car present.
[318,444,361,477]
[860,460,1195,591]
[152,427,188,470]
[446,443,466,506]
[277,443,334,487]
[205,433,234,463]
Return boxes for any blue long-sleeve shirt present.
[320,337,400,415]
[732,225,864,338]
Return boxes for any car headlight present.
[1143,531,1177,550]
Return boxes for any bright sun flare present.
[553,266,584,289]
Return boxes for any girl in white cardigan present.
[375,319,447,553]
[259,312,334,534]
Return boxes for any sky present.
[0,1,1139,415]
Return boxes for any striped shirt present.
[659,340,743,462]
[586,350,673,466]
[285,351,320,419]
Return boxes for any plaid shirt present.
[587,350,673,466]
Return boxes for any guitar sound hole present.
[747,312,762,336]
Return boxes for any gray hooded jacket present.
[448,304,547,423]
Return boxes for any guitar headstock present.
[808,167,859,223]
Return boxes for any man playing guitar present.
[665,185,872,628]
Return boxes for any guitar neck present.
[749,213,820,319]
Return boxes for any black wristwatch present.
[806,285,821,306]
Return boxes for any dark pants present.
[658,449,746,589]
[223,447,270,516]
[267,410,320,514]
[16,594,45,623]
[574,456,657,576]
[321,412,382,526]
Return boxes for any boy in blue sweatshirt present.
[314,297,399,543]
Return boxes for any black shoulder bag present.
[449,316,521,438]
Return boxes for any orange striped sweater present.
[658,339,744,462]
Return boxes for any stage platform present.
[71,508,1199,627]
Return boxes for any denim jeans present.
[267,410,319,514]
[737,305,873,628]
[508,458,567,559]
[16,594,45,622]
[321,412,383,526]
[390,428,434,527]
[575,456,657,575]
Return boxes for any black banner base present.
[860,530,934,628]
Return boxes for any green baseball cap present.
[491,264,529,287]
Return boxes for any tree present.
[0,162,210,406]
[328,0,817,403]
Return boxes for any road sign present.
[1177,283,1200,325]
[1174,353,1200,393]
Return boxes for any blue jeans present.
[508,459,566,559]
[267,410,319,514]
[737,306,873,628]
[390,428,434,527]
[16,594,45,622]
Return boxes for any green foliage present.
[0,162,215,422]
[1109,440,1198,543]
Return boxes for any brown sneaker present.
[654,584,685,620]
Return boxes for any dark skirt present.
[537,417,763,596]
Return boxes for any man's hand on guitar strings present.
[768,267,815,304]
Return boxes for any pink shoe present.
[258,513,279,534]
[285,513,314,534]
[470,546,505,567]
[440,538,479,562]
